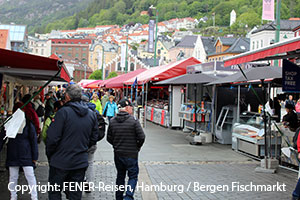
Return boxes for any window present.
[62,47,65,51]
[41,49,44,55]
[83,53,86,57]
[64,42,67,44]
[62,53,65,56]
[130,63,135,71]
[261,40,263,48]
[68,53,71,57]
[35,49,38,53]
[82,58,86,62]
[117,62,121,71]
[83,48,87,51]
[75,53,79,57]
[68,47,72,51]
[56,47,59,50]
[76,48,79,51]
[78,42,81,44]
[252,41,255,50]
[256,41,259,49]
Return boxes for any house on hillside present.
[207,37,250,62]
[168,35,199,62]
[193,36,216,63]
[250,19,300,50]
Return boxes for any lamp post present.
[125,34,129,73]
[274,0,281,67]
[150,5,159,67]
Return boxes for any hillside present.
[1,0,300,34]
[0,0,94,34]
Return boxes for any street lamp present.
[149,5,159,67]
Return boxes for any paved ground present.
[0,122,298,199]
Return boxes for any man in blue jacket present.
[46,84,100,200]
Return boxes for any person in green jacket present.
[101,91,109,109]
[90,93,103,114]
[41,101,62,144]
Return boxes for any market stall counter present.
[146,100,169,127]
[232,112,281,158]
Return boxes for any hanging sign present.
[262,0,274,21]
[148,20,155,53]
[282,59,300,92]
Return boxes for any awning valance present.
[224,37,300,67]
[0,49,70,82]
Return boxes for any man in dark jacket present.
[107,99,145,200]
[46,84,100,200]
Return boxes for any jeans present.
[86,145,97,182]
[9,166,38,200]
[114,155,139,200]
[48,166,86,200]
[293,178,300,198]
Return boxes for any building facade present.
[51,39,92,65]
[28,36,51,57]
[0,24,28,52]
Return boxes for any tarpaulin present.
[125,57,201,85]
[104,68,147,88]
[224,37,300,67]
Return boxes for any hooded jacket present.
[107,112,145,159]
[46,101,99,170]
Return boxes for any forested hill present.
[0,0,94,34]
[2,0,300,34]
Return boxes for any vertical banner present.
[148,20,155,53]
[121,42,126,69]
[282,59,300,92]
[262,0,274,21]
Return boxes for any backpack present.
[292,127,300,150]
[35,105,45,117]
[95,111,106,141]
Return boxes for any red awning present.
[0,48,70,82]
[224,37,300,67]
[125,57,201,85]
[84,80,104,89]
[104,68,147,88]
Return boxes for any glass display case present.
[232,112,281,158]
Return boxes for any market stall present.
[125,57,201,128]
[223,36,300,171]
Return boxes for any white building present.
[250,19,300,51]
[230,10,236,26]
[28,36,52,57]
[192,36,216,63]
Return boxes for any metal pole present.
[125,35,129,73]
[102,48,105,80]
[154,9,159,67]
[262,80,268,169]
[144,82,148,128]
[237,85,240,122]
[274,0,281,67]
[268,83,273,158]
[130,85,133,102]
[194,84,197,132]
[84,64,87,79]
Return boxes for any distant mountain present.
[0,0,94,34]
[1,0,300,34]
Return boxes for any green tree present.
[106,71,118,80]
[236,11,261,28]
[89,70,103,80]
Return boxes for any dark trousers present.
[114,155,139,200]
[108,116,113,122]
[293,178,300,198]
[48,166,86,200]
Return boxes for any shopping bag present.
[4,109,26,139]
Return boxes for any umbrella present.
[155,73,218,85]
[206,66,282,85]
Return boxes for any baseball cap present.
[118,99,132,108]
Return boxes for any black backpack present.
[292,127,300,150]
[95,112,106,141]
[35,105,45,117]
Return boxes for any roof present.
[252,20,300,34]
[160,40,174,50]
[224,36,300,67]
[201,37,216,55]
[125,57,201,85]
[215,37,237,46]
[0,24,26,42]
[155,73,217,85]
[90,42,118,52]
[176,35,198,48]
[0,49,70,82]
[103,68,147,88]
[0,29,9,49]
[209,38,250,56]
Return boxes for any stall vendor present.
[283,104,299,132]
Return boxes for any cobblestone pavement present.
[0,122,298,199]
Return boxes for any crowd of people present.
[0,84,145,200]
